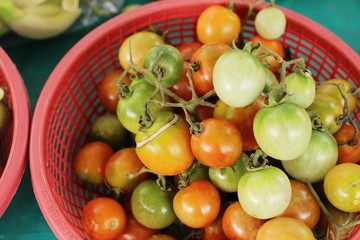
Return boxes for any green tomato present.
[213,48,266,108]
[253,102,312,161]
[237,166,291,219]
[283,71,316,108]
[209,152,249,193]
[255,6,286,40]
[131,179,176,229]
[143,44,184,88]
[281,129,338,183]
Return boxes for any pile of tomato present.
[73,1,360,240]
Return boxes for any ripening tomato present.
[316,79,357,114]
[333,122,360,164]
[249,34,284,72]
[213,95,264,151]
[173,179,221,229]
[191,118,243,168]
[254,6,286,40]
[323,163,360,212]
[98,68,130,113]
[253,102,312,161]
[118,31,165,75]
[81,197,127,240]
[196,5,241,45]
[73,141,114,185]
[105,147,150,193]
[177,41,202,61]
[135,111,194,176]
[278,180,321,229]
[256,217,315,240]
[202,208,227,240]
[222,201,266,240]
[117,212,160,240]
[190,42,232,97]
[168,62,192,101]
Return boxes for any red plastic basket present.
[29,0,360,239]
[0,47,30,217]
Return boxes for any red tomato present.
[73,141,114,185]
[98,69,130,113]
[278,179,321,229]
[81,197,127,240]
[222,201,266,240]
[173,179,221,228]
[177,41,202,61]
[333,122,360,164]
[202,208,227,240]
[117,212,159,240]
[213,95,264,151]
[249,34,284,73]
[191,118,243,168]
[168,62,192,101]
[190,42,232,97]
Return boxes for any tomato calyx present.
[177,161,203,189]
[246,149,270,171]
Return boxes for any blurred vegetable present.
[0,0,81,39]
[0,19,9,36]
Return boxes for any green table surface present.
[0,0,359,239]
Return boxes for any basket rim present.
[0,47,30,217]
[29,0,360,238]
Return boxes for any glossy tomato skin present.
[136,111,194,176]
[177,41,202,61]
[190,42,232,97]
[222,201,266,240]
[173,179,221,229]
[281,128,338,183]
[278,180,321,229]
[105,147,150,193]
[168,62,192,101]
[81,197,127,240]
[237,166,292,219]
[316,78,357,113]
[213,95,264,151]
[98,68,130,113]
[131,179,176,229]
[117,80,166,134]
[191,118,243,168]
[73,141,114,185]
[202,208,227,240]
[253,102,312,161]
[208,152,248,193]
[213,48,266,108]
[333,122,360,164]
[118,31,165,75]
[323,163,360,212]
[143,44,184,88]
[117,212,160,240]
[256,217,315,240]
[249,34,284,73]
[196,5,241,45]
[306,94,343,134]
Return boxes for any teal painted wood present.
[0,0,358,239]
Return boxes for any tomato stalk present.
[246,149,269,171]
[177,161,202,189]
[306,183,360,240]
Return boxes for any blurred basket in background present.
[0,47,30,217]
[29,0,360,239]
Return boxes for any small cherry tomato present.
[73,141,114,185]
[256,217,315,240]
[196,5,241,45]
[278,180,321,229]
[98,68,130,113]
[191,118,243,168]
[177,41,202,61]
[173,179,221,229]
[222,201,266,240]
[323,163,360,213]
[81,197,127,240]
[249,34,284,72]
[255,6,286,40]
[202,208,227,240]
[333,122,360,164]
[168,62,192,101]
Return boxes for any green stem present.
[246,149,269,171]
